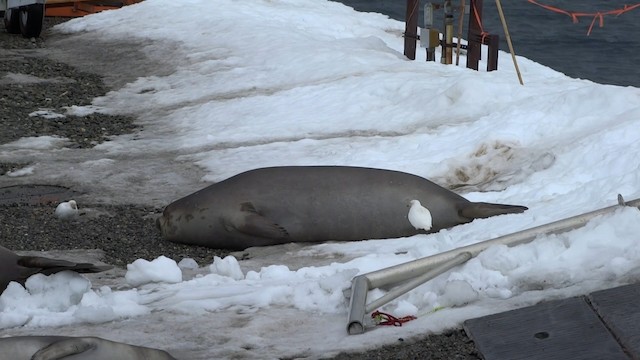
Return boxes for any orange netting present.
[528,0,640,35]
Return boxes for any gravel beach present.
[0,18,480,360]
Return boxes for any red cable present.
[371,310,417,327]
[472,1,490,43]
[527,0,640,35]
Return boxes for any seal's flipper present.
[17,256,113,275]
[240,201,259,213]
[459,202,528,220]
[226,202,290,239]
[18,256,77,269]
[32,337,96,360]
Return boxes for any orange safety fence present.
[528,0,640,35]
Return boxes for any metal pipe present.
[348,252,470,334]
[423,2,436,62]
[365,252,472,313]
[366,197,640,288]
[347,275,371,335]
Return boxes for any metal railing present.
[347,195,640,334]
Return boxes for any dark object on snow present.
[0,245,112,293]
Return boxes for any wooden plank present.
[403,0,419,60]
[589,283,640,358]
[486,34,499,71]
[466,0,482,70]
[463,296,628,360]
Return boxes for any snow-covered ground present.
[1,0,640,359]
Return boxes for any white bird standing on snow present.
[55,200,79,220]
[408,199,432,231]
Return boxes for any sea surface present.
[332,0,640,87]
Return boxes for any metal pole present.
[424,2,436,62]
[348,252,471,334]
[366,197,640,288]
[365,252,472,313]
[347,275,370,335]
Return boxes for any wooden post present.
[441,0,454,64]
[487,34,499,71]
[404,0,419,60]
[466,0,482,70]
[455,0,466,66]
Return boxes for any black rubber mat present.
[589,283,640,357]
[463,296,628,360]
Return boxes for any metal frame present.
[347,195,640,334]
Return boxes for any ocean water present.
[332,0,640,87]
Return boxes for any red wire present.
[371,310,417,326]
[527,0,640,35]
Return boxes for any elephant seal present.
[0,336,176,360]
[157,166,527,250]
[0,245,112,293]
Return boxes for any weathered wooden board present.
[589,283,640,358]
[463,296,628,360]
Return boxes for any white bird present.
[55,200,79,220]
[408,199,432,231]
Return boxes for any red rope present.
[371,311,417,327]
[528,0,640,35]
[472,1,490,43]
